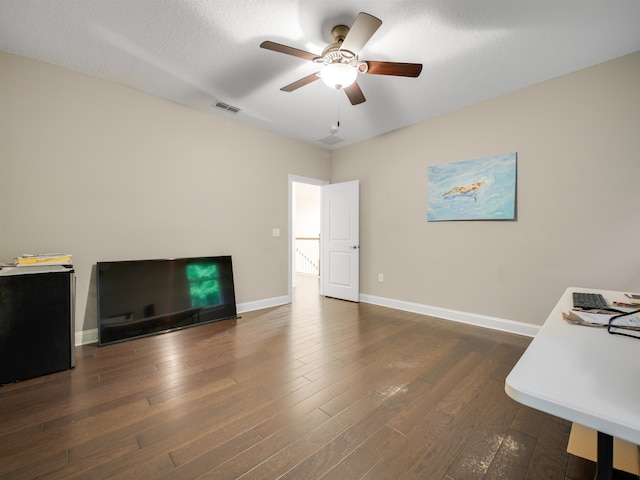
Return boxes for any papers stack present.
[16,253,72,266]
[563,309,640,339]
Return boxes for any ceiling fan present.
[260,12,422,105]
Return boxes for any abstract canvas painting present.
[427,152,517,221]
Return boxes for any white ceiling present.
[1,1,639,150]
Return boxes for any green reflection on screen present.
[187,263,220,307]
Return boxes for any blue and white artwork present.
[427,152,517,221]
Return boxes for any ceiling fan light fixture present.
[320,63,358,90]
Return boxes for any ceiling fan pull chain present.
[330,90,341,134]
[336,90,341,132]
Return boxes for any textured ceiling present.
[1,1,639,150]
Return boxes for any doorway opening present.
[293,182,321,277]
[288,175,328,302]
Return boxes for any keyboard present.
[572,292,608,310]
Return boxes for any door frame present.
[287,174,329,302]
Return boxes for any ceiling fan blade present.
[340,12,382,55]
[280,73,321,92]
[344,82,366,105]
[365,61,423,77]
[260,41,318,61]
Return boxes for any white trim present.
[76,295,292,346]
[237,296,289,314]
[75,328,98,346]
[360,294,539,337]
[76,293,538,346]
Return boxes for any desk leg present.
[594,431,613,480]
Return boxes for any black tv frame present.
[97,255,237,346]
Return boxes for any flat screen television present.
[97,256,237,345]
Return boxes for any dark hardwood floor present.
[0,275,607,479]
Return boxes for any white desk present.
[505,287,640,480]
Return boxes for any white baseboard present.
[75,293,538,346]
[76,328,98,346]
[237,296,289,314]
[74,296,290,346]
[360,294,539,338]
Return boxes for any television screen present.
[97,256,237,345]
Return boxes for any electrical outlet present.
[272,228,280,237]
[378,273,384,282]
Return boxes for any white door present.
[321,180,360,302]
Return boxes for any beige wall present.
[2,49,639,335]
[0,51,331,334]
[331,51,640,326]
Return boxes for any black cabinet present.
[0,265,75,385]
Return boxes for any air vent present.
[318,135,345,145]
[213,101,241,114]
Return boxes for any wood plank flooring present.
[0,276,612,479]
